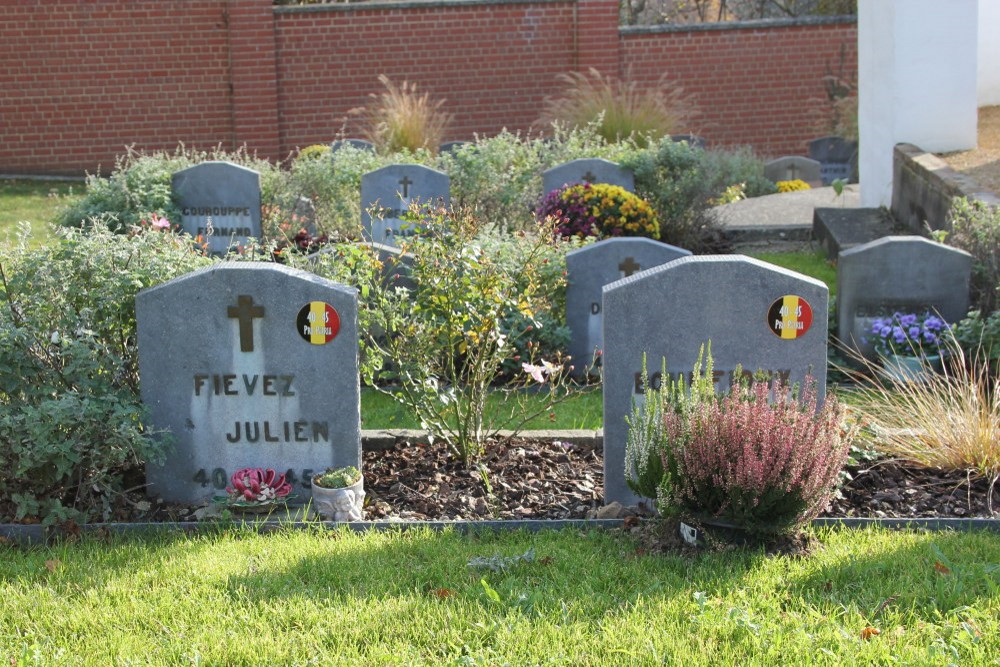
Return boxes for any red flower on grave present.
[226,468,292,503]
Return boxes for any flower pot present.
[311,477,365,522]
[881,354,941,382]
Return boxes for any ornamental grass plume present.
[349,74,452,155]
[662,376,852,535]
[537,68,699,147]
[845,333,1000,490]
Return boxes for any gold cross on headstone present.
[619,257,640,276]
[582,171,597,183]
[399,175,413,198]
[227,295,265,352]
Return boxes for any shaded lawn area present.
[746,249,838,296]
[0,179,81,246]
[1,526,996,664]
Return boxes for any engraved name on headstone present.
[172,162,262,256]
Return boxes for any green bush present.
[622,138,775,252]
[0,224,213,524]
[59,146,286,235]
[945,198,1000,315]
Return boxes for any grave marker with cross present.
[618,257,641,277]
[361,164,450,247]
[542,158,635,195]
[227,295,265,352]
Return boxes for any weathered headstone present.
[808,136,857,185]
[565,238,690,375]
[671,134,706,149]
[172,162,262,256]
[764,156,822,184]
[603,255,828,506]
[137,263,361,504]
[331,138,375,152]
[361,164,449,246]
[542,158,634,195]
[837,236,972,359]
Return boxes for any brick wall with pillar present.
[575,0,620,75]
[226,0,282,161]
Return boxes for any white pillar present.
[980,0,1000,106]
[858,0,978,207]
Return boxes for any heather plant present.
[537,68,699,147]
[349,74,453,155]
[0,223,213,524]
[359,207,577,465]
[536,182,660,240]
[943,197,1000,314]
[626,344,853,536]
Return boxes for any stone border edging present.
[620,14,855,35]
[274,0,569,15]
[361,428,602,451]
[2,517,996,546]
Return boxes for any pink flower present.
[522,362,546,383]
[226,467,292,503]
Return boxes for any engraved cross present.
[399,175,413,198]
[227,295,265,352]
[582,171,596,183]
[619,257,641,276]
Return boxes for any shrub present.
[349,75,453,155]
[537,68,699,147]
[622,137,775,252]
[945,198,1000,314]
[0,223,213,524]
[359,208,576,465]
[58,146,287,235]
[952,309,1000,373]
[536,182,660,240]
[626,344,853,536]
[846,334,999,482]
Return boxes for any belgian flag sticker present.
[297,302,340,345]
[767,295,813,339]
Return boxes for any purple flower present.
[898,313,918,327]
[892,327,907,344]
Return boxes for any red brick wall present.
[0,1,857,174]
[0,1,234,175]
[273,1,576,154]
[622,19,858,157]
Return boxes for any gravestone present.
[671,134,706,149]
[837,236,972,359]
[542,158,634,195]
[565,238,690,375]
[603,255,828,506]
[137,263,361,505]
[764,156,822,184]
[308,241,416,292]
[808,136,857,185]
[331,138,375,152]
[812,207,896,259]
[172,162,262,256]
[361,164,450,246]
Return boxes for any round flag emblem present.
[297,302,340,344]
[767,296,813,339]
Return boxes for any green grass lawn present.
[1,526,996,664]
[361,387,603,430]
[0,179,81,246]
[746,249,838,296]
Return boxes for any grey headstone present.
[603,255,828,506]
[137,263,361,505]
[172,162,262,256]
[565,238,690,375]
[361,164,450,247]
[812,207,896,260]
[670,134,706,149]
[808,136,857,185]
[764,156,822,184]
[542,158,634,195]
[331,139,375,152]
[439,141,470,154]
[836,236,972,359]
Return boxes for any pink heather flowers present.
[662,377,851,534]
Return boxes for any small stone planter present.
[882,353,941,382]
[311,476,365,522]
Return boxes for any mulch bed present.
[360,437,999,522]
